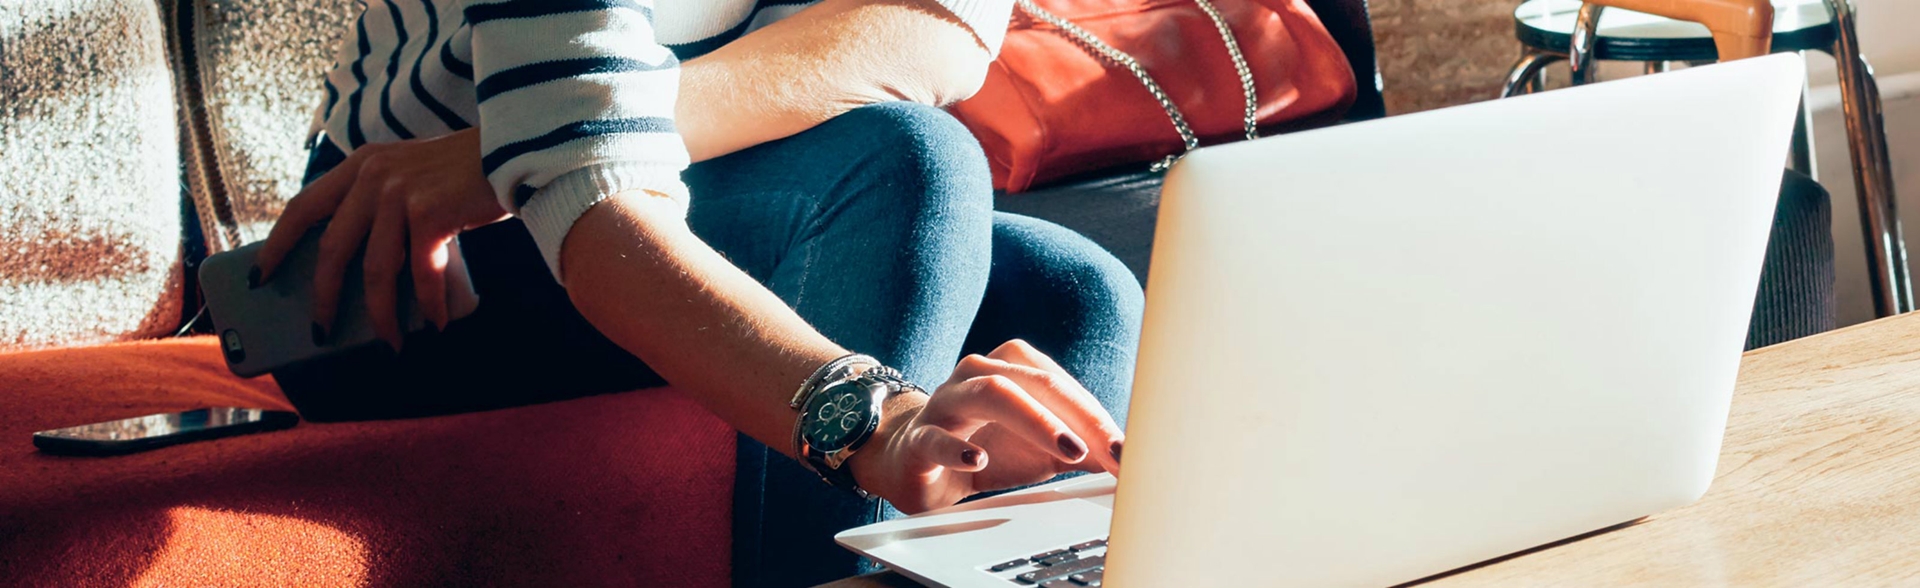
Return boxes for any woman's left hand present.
[254,128,508,350]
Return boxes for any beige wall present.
[1369,0,1522,114]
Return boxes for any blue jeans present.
[284,102,1142,587]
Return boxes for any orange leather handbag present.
[950,0,1358,192]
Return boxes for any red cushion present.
[0,336,733,587]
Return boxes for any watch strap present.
[810,447,875,500]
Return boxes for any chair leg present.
[1501,51,1562,99]
[1827,0,1914,316]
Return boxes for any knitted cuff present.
[934,0,1014,55]
[518,163,689,282]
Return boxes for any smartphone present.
[32,408,299,456]
[198,227,477,377]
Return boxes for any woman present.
[254,0,1141,583]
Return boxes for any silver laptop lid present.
[1107,55,1806,587]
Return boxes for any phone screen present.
[36,408,280,441]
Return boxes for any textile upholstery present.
[170,0,358,251]
[0,0,185,352]
[0,337,735,587]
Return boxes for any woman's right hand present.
[847,339,1126,514]
[254,128,507,350]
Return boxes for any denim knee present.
[808,102,995,228]
[827,102,989,170]
[779,102,997,387]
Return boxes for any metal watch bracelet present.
[789,353,878,410]
[788,353,880,482]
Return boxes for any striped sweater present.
[312,0,1012,277]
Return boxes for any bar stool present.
[1503,0,1913,317]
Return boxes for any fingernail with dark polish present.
[247,266,262,289]
[1058,435,1087,461]
[960,448,982,467]
[311,322,327,346]
[1110,440,1124,462]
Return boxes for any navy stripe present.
[475,56,674,102]
[664,15,755,60]
[377,0,416,140]
[409,0,470,131]
[464,0,651,25]
[322,78,340,122]
[438,38,473,80]
[663,0,814,60]
[512,185,540,208]
[480,117,676,175]
[345,13,374,148]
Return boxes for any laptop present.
[837,54,1806,587]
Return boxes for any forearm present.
[560,191,844,455]
[676,0,992,162]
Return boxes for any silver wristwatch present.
[789,354,920,498]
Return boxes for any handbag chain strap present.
[1015,0,1260,172]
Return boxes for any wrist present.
[846,389,929,499]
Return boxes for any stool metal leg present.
[1827,0,1914,316]
[1501,51,1563,98]
[1567,4,1605,86]
[1530,54,1556,93]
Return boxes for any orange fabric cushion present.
[0,336,733,587]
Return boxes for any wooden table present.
[823,312,1920,587]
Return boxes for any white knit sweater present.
[312,0,1012,277]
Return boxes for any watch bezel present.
[799,377,886,462]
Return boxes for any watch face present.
[802,380,876,451]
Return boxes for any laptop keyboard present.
[983,538,1108,586]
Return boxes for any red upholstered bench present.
[0,336,734,587]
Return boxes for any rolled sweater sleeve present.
[465,0,689,280]
[930,0,1014,55]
